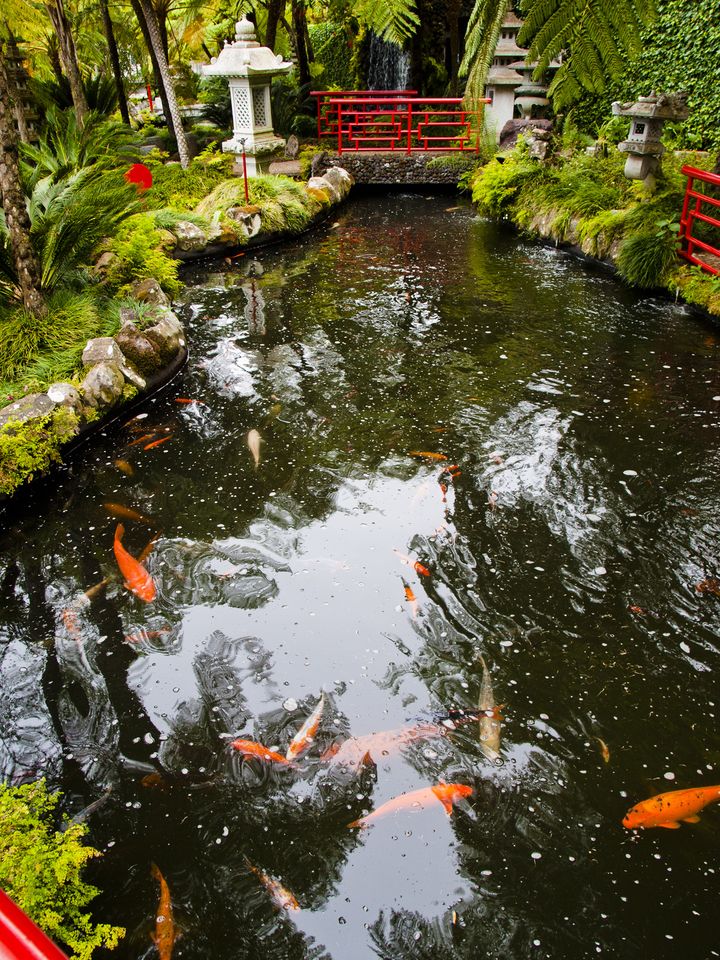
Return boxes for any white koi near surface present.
[478,654,501,762]
[247,429,262,468]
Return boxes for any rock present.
[227,206,262,239]
[308,174,340,203]
[119,307,139,327]
[172,220,208,253]
[306,184,332,205]
[206,217,239,245]
[46,383,83,415]
[322,166,353,199]
[285,134,299,159]
[93,251,117,276]
[131,277,171,307]
[498,118,554,152]
[0,393,54,430]
[80,362,125,410]
[143,310,185,364]
[82,336,125,368]
[114,323,165,376]
[310,151,328,177]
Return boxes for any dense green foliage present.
[143,149,234,209]
[569,0,720,150]
[310,22,357,89]
[0,781,124,958]
[470,141,716,295]
[106,213,181,296]
[0,409,81,495]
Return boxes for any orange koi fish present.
[174,398,195,404]
[244,857,299,911]
[230,739,291,766]
[144,435,173,451]
[408,451,448,462]
[596,737,610,764]
[348,783,473,828]
[114,459,134,476]
[124,627,171,646]
[695,578,720,597]
[286,694,325,761]
[402,579,418,618]
[104,502,155,526]
[150,863,176,960]
[128,433,156,447]
[478,655,501,762]
[414,561,431,578]
[113,524,156,602]
[623,784,720,829]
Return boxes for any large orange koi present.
[113,524,156,602]
[150,863,176,960]
[623,784,720,829]
[348,783,473,828]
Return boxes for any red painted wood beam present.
[0,891,69,960]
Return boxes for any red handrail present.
[311,90,418,140]
[678,165,720,276]
[317,94,490,155]
[0,891,69,960]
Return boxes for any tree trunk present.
[155,0,170,63]
[290,0,310,86]
[47,36,64,87]
[447,0,461,96]
[0,45,47,316]
[44,0,89,127]
[130,0,177,143]
[4,33,31,143]
[138,0,190,167]
[99,0,130,124]
[265,0,285,52]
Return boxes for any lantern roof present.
[204,16,293,78]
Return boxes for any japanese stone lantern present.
[204,16,293,175]
[612,91,689,182]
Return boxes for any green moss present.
[144,150,234,210]
[0,407,80,496]
[668,267,720,316]
[195,174,320,238]
[0,780,124,959]
[105,213,181,297]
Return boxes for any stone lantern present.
[612,91,689,182]
[204,16,293,175]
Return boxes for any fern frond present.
[354,0,420,44]
[519,0,657,109]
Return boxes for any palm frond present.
[460,0,512,104]
[354,0,420,45]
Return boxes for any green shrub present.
[0,780,124,959]
[106,213,181,296]
[144,150,234,210]
[0,290,116,393]
[617,223,679,287]
[470,146,545,216]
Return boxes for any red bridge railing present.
[679,165,720,276]
[310,92,490,154]
[0,890,69,960]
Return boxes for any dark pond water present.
[2,193,720,960]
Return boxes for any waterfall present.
[367,34,410,90]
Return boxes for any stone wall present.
[317,152,479,186]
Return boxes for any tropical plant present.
[0,780,124,960]
[20,108,139,187]
[105,212,181,295]
[460,0,512,103]
[353,0,420,44]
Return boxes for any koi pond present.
[3,193,720,959]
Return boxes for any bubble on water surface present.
[283,698,298,711]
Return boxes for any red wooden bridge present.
[679,165,720,276]
[311,91,490,155]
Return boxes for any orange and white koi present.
[286,693,325,761]
[322,721,447,767]
[113,524,156,602]
[244,857,299,911]
[394,551,431,578]
[230,739,292,766]
[623,784,720,829]
[348,783,473,828]
[150,863,176,960]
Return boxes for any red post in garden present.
[0,890,69,960]
[678,165,720,276]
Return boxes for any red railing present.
[0,891,69,960]
[679,165,720,276]
[311,92,490,154]
[311,90,417,140]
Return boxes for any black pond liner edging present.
[0,345,188,513]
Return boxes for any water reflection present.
[2,194,720,957]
